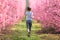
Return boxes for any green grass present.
[0,20,60,40]
[12,20,41,40]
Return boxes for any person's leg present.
[29,20,32,33]
[26,20,30,37]
[26,20,29,32]
[28,20,32,37]
[26,20,32,37]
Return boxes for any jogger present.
[25,7,33,37]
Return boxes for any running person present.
[26,7,33,37]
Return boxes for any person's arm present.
[32,12,34,19]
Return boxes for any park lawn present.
[0,20,60,40]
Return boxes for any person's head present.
[27,7,31,11]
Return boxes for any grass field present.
[0,20,60,40]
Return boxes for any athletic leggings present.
[26,20,32,31]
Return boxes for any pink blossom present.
[29,0,60,32]
[0,0,26,29]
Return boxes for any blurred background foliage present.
[0,0,60,40]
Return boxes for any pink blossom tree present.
[0,0,26,31]
[29,0,60,32]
